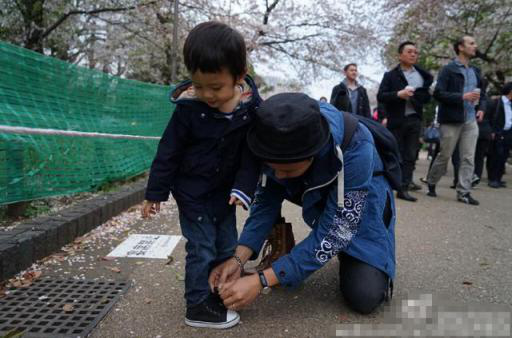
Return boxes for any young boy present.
[141,21,261,329]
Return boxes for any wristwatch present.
[257,270,272,295]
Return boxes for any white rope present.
[0,125,161,140]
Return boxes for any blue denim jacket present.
[238,102,396,287]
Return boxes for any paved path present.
[39,155,512,337]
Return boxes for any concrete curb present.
[0,180,146,282]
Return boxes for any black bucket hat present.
[247,93,331,162]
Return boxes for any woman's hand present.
[219,274,262,310]
[208,258,242,291]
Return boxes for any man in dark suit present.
[377,41,433,202]
[330,63,371,118]
[488,82,512,188]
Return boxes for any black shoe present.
[420,177,428,184]
[450,183,456,189]
[488,181,501,188]
[397,190,417,202]
[427,184,437,197]
[408,182,422,191]
[471,175,480,187]
[185,294,240,329]
[499,181,507,188]
[457,192,479,205]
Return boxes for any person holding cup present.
[425,35,487,205]
[377,41,433,202]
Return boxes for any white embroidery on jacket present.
[315,190,368,264]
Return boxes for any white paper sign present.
[107,234,181,259]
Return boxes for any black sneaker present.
[408,182,422,191]
[457,192,479,205]
[471,175,480,187]
[427,184,437,197]
[488,181,501,189]
[185,294,240,329]
[396,190,417,202]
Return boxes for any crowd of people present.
[329,37,512,206]
[140,20,510,331]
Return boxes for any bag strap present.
[341,111,358,151]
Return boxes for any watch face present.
[261,286,271,295]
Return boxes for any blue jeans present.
[179,210,238,306]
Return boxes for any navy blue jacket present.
[377,65,433,129]
[434,60,487,124]
[145,76,262,221]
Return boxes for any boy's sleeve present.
[237,176,286,260]
[145,106,189,202]
[230,140,261,210]
[271,133,375,287]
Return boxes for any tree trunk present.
[23,0,45,52]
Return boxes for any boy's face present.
[191,68,243,109]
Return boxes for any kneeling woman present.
[209,93,396,315]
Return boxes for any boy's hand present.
[229,196,247,210]
[141,200,160,218]
[228,196,244,206]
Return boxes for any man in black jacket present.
[426,36,486,205]
[330,63,371,118]
[487,82,512,188]
[377,41,433,202]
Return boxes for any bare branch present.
[41,1,158,41]
[259,34,322,46]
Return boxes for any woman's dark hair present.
[183,21,247,78]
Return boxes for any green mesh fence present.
[0,41,174,205]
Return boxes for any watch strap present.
[257,270,269,288]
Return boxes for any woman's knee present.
[338,255,389,314]
[341,283,386,314]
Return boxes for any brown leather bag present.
[253,217,295,271]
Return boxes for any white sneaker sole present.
[185,313,240,329]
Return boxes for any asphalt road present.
[38,154,512,337]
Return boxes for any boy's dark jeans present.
[179,211,238,306]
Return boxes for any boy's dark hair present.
[502,82,512,96]
[183,21,247,78]
[343,63,357,72]
[398,41,415,54]
[453,36,470,55]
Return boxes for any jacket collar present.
[169,75,260,116]
[446,59,480,75]
[342,78,361,89]
[392,64,433,86]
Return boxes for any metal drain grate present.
[0,278,130,337]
